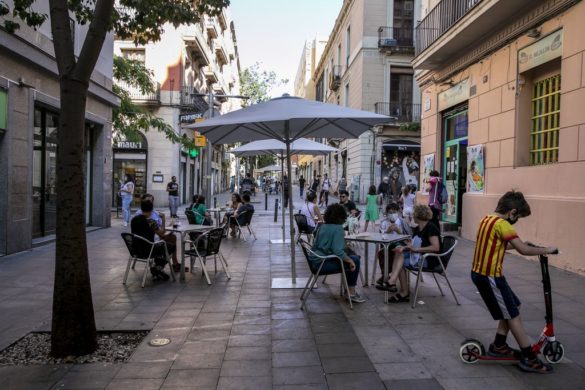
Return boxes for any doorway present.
[442,107,468,224]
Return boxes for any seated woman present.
[229,194,254,237]
[299,191,323,234]
[191,195,211,225]
[309,204,366,304]
[384,204,441,303]
[222,193,243,225]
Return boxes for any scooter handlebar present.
[526,242,560,255]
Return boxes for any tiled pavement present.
[0,189,585,389]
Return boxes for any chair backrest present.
[204,227,224,256]
[240,209,254,226]
[439,236,458,269]
[121,233,135,257]
[294,213,312,234]
[298,239,316,273]
[185,210,197,224]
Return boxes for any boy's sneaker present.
[488,343,521,359]
[348,292,366,303]
[518,356,553,374]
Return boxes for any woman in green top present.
[191,195,210,225]
[363,185,380,232]
[310,204,366,303]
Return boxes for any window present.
[337,44,341,66]
[346,26,351,68]
[530,74,560,165]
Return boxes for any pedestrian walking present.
[299,175,306,197]
[310,175,320,195]
[363,185,380,232]
[167,176,180,218]
[120,174,135,227]
[283,175,290,208]
[377,176,391,205]
[336,176,347,196]
[319,173,332,207]
[426,170,443,228]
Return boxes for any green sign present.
[189,148,199,158]
[0,89,7,131]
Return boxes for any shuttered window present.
[530,74,560,165]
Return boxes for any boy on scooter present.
[471,190,557,373]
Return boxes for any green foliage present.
[3,0,230,45]
[113,56,195,150]
[399,122,421,131]
[239,62,288,107]
[257,155,275,169]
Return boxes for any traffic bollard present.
[274,198,279,222]
[265,192,268,210]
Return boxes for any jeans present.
[319,190,329,206]
[300,187,304,197]
[318,254,361,287]
[169,195,179,217]
[121,194,133,223]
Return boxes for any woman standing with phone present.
[120,174,135,227]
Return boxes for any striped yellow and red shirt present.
[472,215,518,277]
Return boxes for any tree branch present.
[48,0,76,76]
[74,0,115,82]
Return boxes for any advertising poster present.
[467,144,485,193]
[380,150,420,202]
[422,153,435,194]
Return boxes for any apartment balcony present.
[206,17,218,38]
[183,30,211,66]
[214,39,229,66]
[217,9,228,31]
[180,86,209,112]
[203,64,218,83]
[116,80,160,105]
[378,27,414,54]
[414,0,550,70]
[374,102,421,123]
[329,65,342,91]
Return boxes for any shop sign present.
[194,135,206,147]
[179,112,204,124]
[0,89,7,131]
[114,132,147,150]
[518,29,563,73]
[438,79,470,111]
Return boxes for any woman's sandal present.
[388,293,410,303]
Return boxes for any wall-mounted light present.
[526,28,541,38]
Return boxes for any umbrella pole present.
[285,137,296,283]
[281,157,285,243]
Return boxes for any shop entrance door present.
[442,108,468,224]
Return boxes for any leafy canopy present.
[239,62,288,107]
[1,0,229,43]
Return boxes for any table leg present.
[363,242,369,287]
[383,243,389,304]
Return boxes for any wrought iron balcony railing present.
[415,0,483,56]
[329,65,342,91]
[116,80,160,104]
[378,27,414,51]
[375,102,421,123]
[180,86,209,113]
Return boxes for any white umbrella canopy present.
[186,94,390,287]
[255,164,282,172]
[230,138,337,158]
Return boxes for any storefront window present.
[112,133,148,207]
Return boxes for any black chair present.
[235,210,257,241]
[405,235,460,308]
[184,227,230,285]
[294,213,314,243]
[298,239,353,310]
[121,233,176,288]
[185,210,197,224]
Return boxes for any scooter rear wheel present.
[459,339,484,364]
[543,341,564,364]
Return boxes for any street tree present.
[1,0,229,358]
[239,62,288,107]
[113,56,196,150]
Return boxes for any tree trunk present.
[51,76,97,357]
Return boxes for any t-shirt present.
[310,179,319,192]
[135,209,163,228]
[322,178,332,191]
[236,203,254,225]
[341,200,357,215]
[403,193,416,210]
[309,224,346,266]
[428,177,441,210]
[300,202,317,228]
[380,215,404,234]
[191,203,207,224]
[131,214,158,258]
[299,178,306,187]
[412,221,441,249]
[167,182,179,196]
[472,215,518,277]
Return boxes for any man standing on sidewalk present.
[166,176,179,218]
[319,173,332,207]
[299,175,306,198]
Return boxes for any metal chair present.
[185,210,197,224]
[294,213,314,243]
[184,227,231,285]
[121,233,176,288]
[298,239,353,310]
[405,235,460,308]
[235,210,257,241]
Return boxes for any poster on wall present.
[422,153,435,194]
[466,144,485,193]
[380,149,420,202]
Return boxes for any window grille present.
[530,74,560,165]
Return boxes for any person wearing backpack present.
[426,170,446,229]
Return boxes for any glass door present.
[442,108,468,224]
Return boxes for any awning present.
[382,139,420,152]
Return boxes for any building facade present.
[0,2,118,256]
[413,0,585,273]
[113,9,241,209]
[308,0,422,203]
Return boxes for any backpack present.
[434,180,448,205]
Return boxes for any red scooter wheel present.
[543,341,564,364]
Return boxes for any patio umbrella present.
[230,138,337,245]
[255,163,282,172]
[186,94,390,288]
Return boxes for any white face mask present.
[389,213,398,222]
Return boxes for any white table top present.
[166,224,214,234]
[208,207,226,212]
[345,232,410,244]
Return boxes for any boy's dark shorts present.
[471,272,520,320]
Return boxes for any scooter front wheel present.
[543,341,564,364]
[459,339,484,364]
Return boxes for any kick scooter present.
[459,248,564,365]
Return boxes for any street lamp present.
[190,91,249,206]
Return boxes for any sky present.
[230,0,343,97]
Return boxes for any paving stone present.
[179,340,228,354]
[273,366,327,386]
[321,356,375,374]
[317,342,367,358]
[106,378,164,390]
[384,378,444,390]
[52,368,120,389]
[224,346,271,360]
[115,361,173,379]
[228,334,272,347]
[172,353,224,370]
[272,338,318,353]
[272,351,321,367]
[325,372,385,390]
[220,359,271,377]
[216,376,272,390]
[163,368,219,388]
